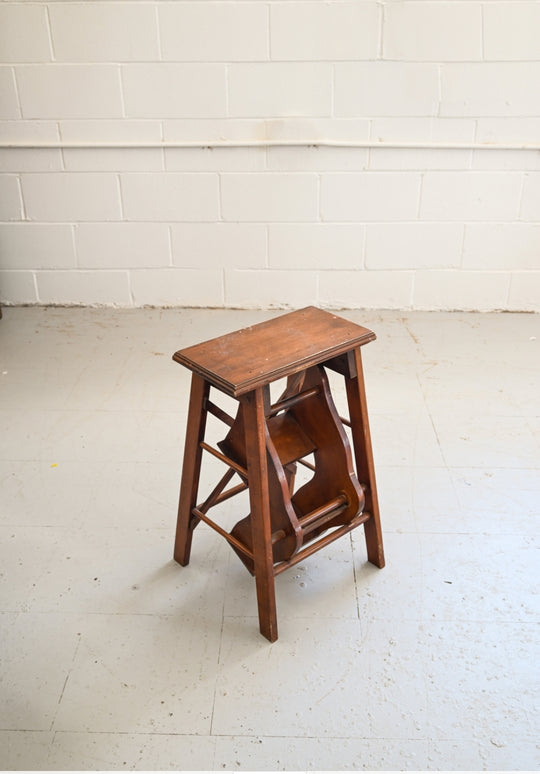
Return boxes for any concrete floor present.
[0,306,538,771]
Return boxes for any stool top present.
[173,306,375,397]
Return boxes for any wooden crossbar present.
[199,441,248,478]
[268,387,320,417]
[298,493,348,533]
[273,511,371,576]
[205,399,235,427]
[192,507,254,560]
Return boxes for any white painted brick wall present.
[228,63,332,118]
[440,63,540,117]
[159,3,268,62]
[171,223,266,269]
[61,120,163,172]
[165,146,265,173]
[21,173,122,221]
[0,223,76,269]
[365,224,463,270]
[0,175,24,220]
[520,174,540,222]
[483,2,540,61]
[413,271,511,312]
[420,172,523,222]
[120,173,219,222]
[463,224,540,269]
[0,68,20,119]
[225,269,318,309]
[476,118,540,146]
[122,64,227,119]
[130,268,223,307]
[266,146,370,173]
[36,269,131,306]
[508,272,540,312]
[321,173,421,222]
[48,4,160,63]
[75,223,171,269]
[0,5,52,63]
[384,2,483,62]
[320,270,414,310]
[16,66,124,119]
[0,121,62,172]
[0,0,539,311]
[0,270,37,303]
[268,224,365,270]
[221,173,318,222]
[270,2,380,61]
[335,63,439,117]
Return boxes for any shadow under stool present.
[172,306,385,642]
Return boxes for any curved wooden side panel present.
[221,404,302,572]
[222,365,364,568]
[229,437,303,572]
[289,366,364,539]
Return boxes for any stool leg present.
[174,373,209,567]
[345,347,385,569]
[242,387,278,643]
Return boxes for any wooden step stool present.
[172,306,385,642]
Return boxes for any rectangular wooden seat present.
[173,306,376,396]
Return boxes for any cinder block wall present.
[0,1,539,310]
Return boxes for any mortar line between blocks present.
[44,4,56,62]
[118,66,127,120]
[361,223,368,270]
[504,270,512,310]
[220,267,226,306]
[116,174,125,220]
[71,223,79,268]
[330,63,335,118]
[155,5,163,61]
[409,270,416,309]
[217,173,223,222]
[127,269,134,306]
[264,224,270,269]
[378,2,385,60]
[458,223,466,269]
[32,271,40,303]
[266,2,272,60]
[436,64,442,118]
[517,172,527,220]
[480,3,486,61]
[224,65,230,118]
[166,224,173,267]
[16,174,27,221]
[416,173,424,220]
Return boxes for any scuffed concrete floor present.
[0,306,538,771]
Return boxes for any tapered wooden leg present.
[174,373,210,566]
[242,387,278,643]
[345,347,385,568]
